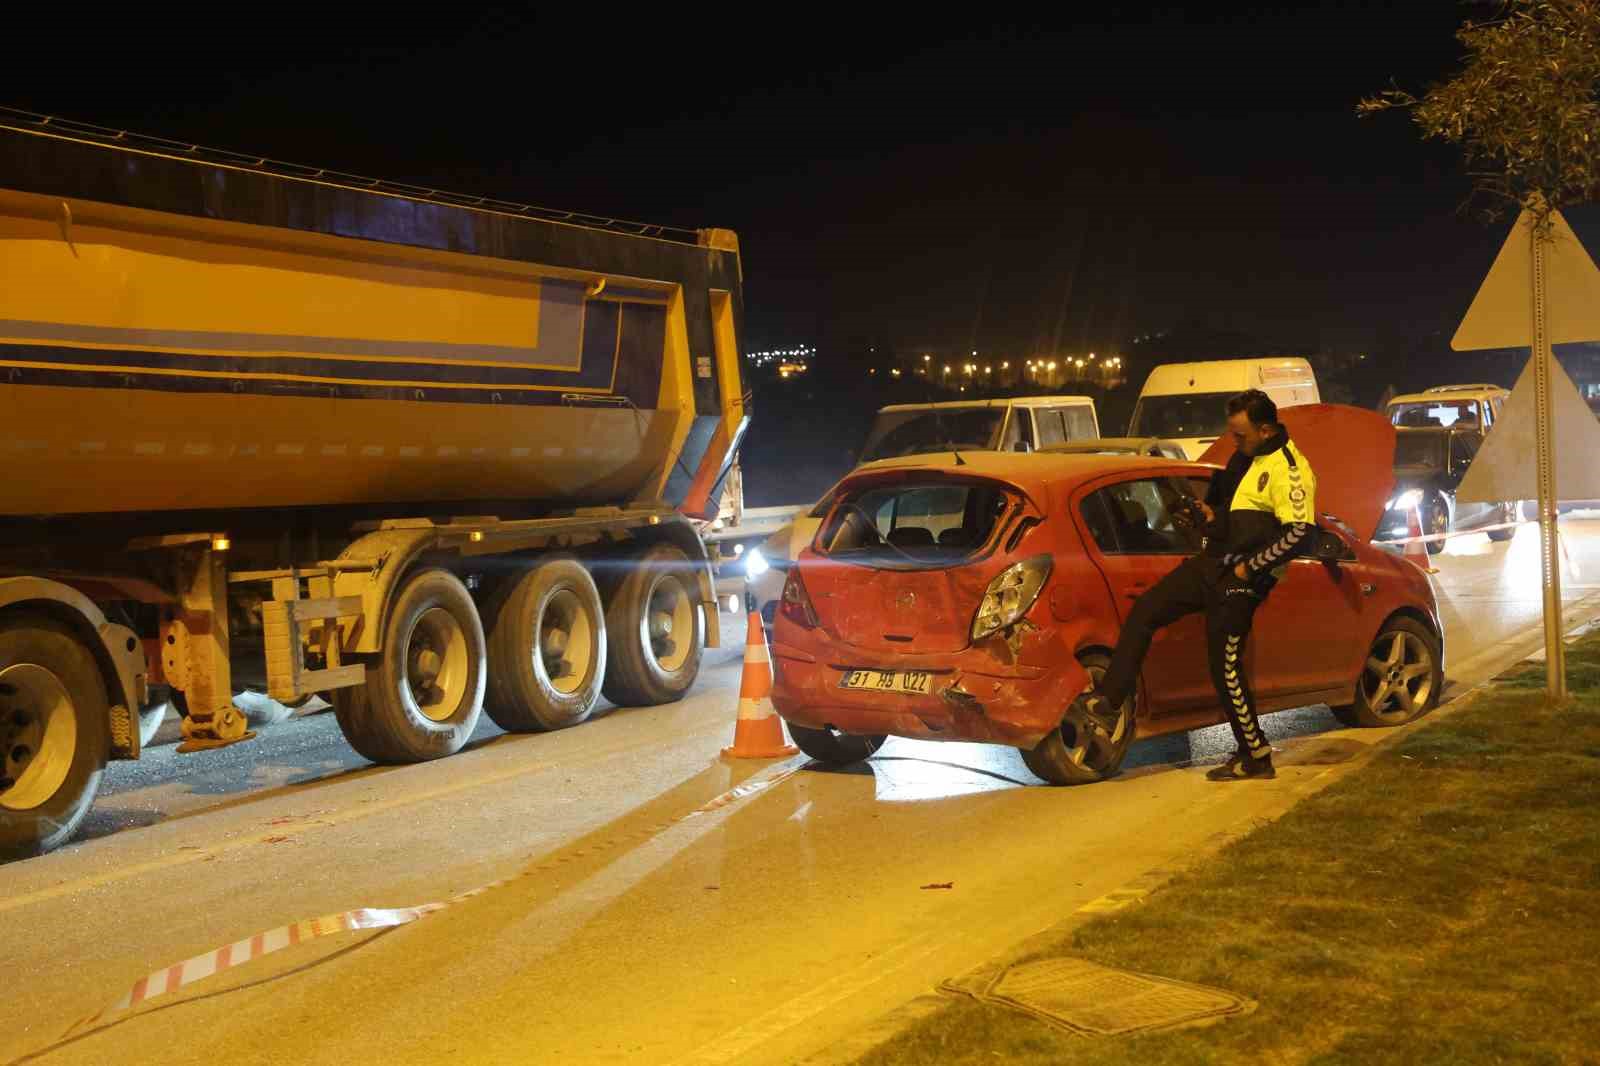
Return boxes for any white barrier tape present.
[1375,518,1524,548]
[46,758,804,1053]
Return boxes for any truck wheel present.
[331,569,485,763]
[602,544,705,707]
[1020,652,1136,786]
[788,723,884,765]
[484,557,606,732]
[1331,617,1441,728]
[0,614,110,859]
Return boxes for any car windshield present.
[1128,392,1233,438]
[1394,432,1447,470]
[858,409,1006,462]
[818,480,1013,567]
[1389,400,1481,428]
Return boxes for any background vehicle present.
[1129,358,1319,459]
[1386,383,1509,430]
[0,110,747,857]
[1380,426,1521,553]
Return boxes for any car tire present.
[1331,616,1442,728]
[483,557,606,732]
[1486,501,1517,542]
[1020,651,1136,785]
[1423,494,1450,555]
[788,723,885,765]
[331,569,486,764]
[601,544,705,707]
[0,614,111,860]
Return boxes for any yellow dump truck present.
[0,108,749,857]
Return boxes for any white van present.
[1128,358,1320,459]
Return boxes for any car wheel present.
[788,723,885,765]
[1020,652,1136,785]
[1331,616,1441,728]
[1486,501,1517,542]
[1423,494,1450,555]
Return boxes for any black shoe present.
[1070,688,1120,737]
[1205,752,1276,781]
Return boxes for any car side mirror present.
[1310,527,1357,563]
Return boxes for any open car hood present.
[1197,404,1397,542]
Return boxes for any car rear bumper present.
[769,640,1080,748]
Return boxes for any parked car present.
[1379,425,1521,554]
[1041,436,1188,460]
[770,407,1442,784]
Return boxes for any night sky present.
[6,4,1596,358]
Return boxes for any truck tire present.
[601,544,705,707]
[484,557,606,732]
[332,569,485,763]
[0,614,110,860]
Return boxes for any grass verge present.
[855,635,1600,1066]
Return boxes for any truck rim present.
[535,589,593,696]
[405,607,470,723]
[0,663,77,812]
[642,573,694,675]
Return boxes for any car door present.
[1175,472,1379,703]
[1076,474,1217,713]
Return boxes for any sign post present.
[1452,204,1600,700]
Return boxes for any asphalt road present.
[4,516,1598,1065]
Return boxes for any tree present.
[1358,0,1600,220]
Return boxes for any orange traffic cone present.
[1404,503,1438,574]
[721,611,798,759]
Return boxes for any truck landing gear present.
[175,703,256,752]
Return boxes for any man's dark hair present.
[1226,388,1278,427]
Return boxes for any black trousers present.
[1100,556,1273,760]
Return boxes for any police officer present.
[1074,389,1318,780]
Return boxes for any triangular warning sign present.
[1456,352,1600,504]
[1452,207,1600,351]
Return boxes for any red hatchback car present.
[770,405,1443,784]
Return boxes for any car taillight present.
[780,566,819,629]
[971,554,1053,641]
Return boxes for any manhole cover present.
[947,957,1254,1037]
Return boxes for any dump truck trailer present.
[0,108,749,857]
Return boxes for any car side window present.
[1033,409,1066,447]
[1061,405,1097,441]
[1084,478,1201,555]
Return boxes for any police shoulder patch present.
[1257,472,1269,492]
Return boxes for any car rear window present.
[818,480,1014,566]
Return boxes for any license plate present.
[838,669,932,695]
